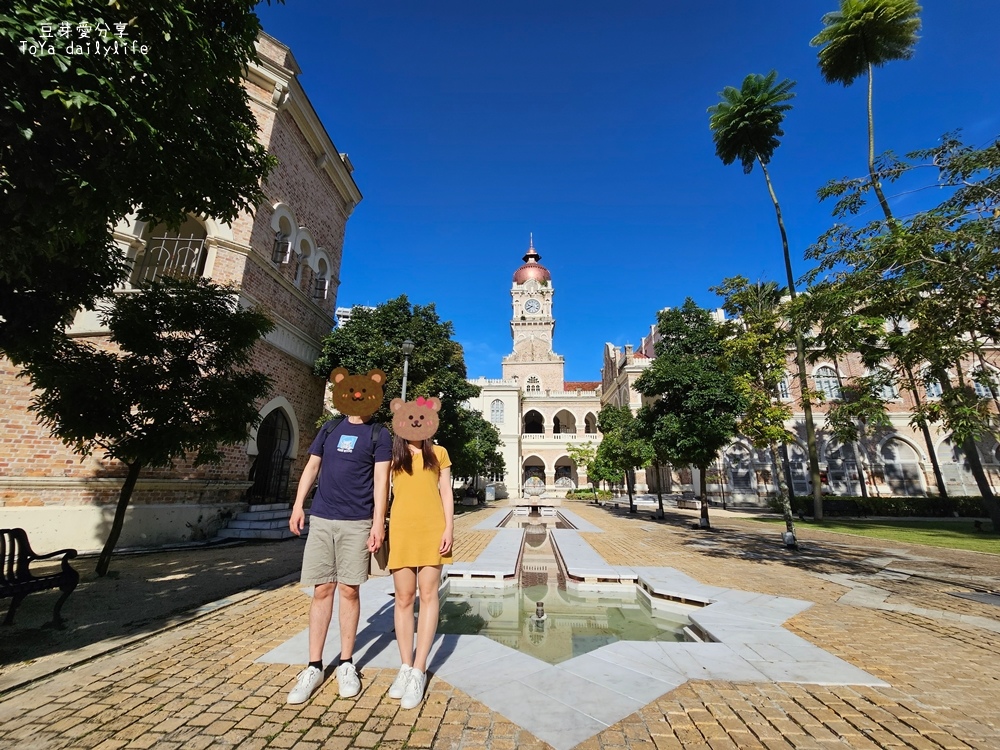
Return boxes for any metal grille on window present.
[490,399,504,424]
[130,233,208,286]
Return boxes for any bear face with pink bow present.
[390,396,441,442]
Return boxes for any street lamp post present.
[400,339,415,401]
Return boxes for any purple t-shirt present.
[308,419,392,521]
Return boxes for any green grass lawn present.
[752,517,999,554]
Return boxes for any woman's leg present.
[413,565,442,672]
[392,567,417,666]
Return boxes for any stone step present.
[247,502,290,512]
[227,518,290,530]
[235,509,292,522]
[216,527,300,540]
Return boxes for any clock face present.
[524,299,541,314]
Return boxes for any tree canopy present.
[635,300,748,526]
[315,295,503,483]
[0,0,276,362]
[23,278,275,574]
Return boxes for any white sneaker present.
[400,668,426,710]
[388,664,412,699]
[336,661,361,698]
[287,666,323,704]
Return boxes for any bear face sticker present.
[329,367,386,418]
[390,396,441,441]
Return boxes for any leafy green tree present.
[315,296,502,481]
[811,0,922,221]
[712,277,798,544]
[635,300,748,529]
[451,408,505,493]
[566,441,599,500]
[708,72,825,518]
[596,405,653,514]
[806,135,1000,530]
[0,0,277,363]
[22,278,274,575]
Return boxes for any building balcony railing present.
[521,432,601,440]
[129,235,208,286]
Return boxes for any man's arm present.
[289,454,322,535]
[368,460,390,552]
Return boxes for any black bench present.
[1,528,79,626]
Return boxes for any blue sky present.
[256,1,1000,382]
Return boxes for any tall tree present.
[23,278,274,575]
[807,135,1000,531]
[566,441,599,500]
[713,277,798,545]
[315,296,502,480]
[595,405,653,514]
[811,0,922,221]
[0,0,277,363]
[708,71,826,518]
[635,300,748,529]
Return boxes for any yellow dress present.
[388,445,452,569]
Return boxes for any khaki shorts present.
[300,516,372,587]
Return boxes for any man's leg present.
[337,582,361,660]
[309,582,336,662]
[330,519,371,699]
[289,517,338,705]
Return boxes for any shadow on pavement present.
[1,538,305,678]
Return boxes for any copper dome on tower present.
[512,236,551,284]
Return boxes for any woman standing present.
[386,396,454,710]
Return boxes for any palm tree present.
[811,0,922,221]
[708,71,825,519]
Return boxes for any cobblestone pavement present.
[0,502,998,750]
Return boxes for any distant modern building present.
[335,304,375,328]
[0,34,361,550]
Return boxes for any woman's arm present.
[438,465,453,555]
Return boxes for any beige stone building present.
[466,241,603,498]
[634,309,1000,506]
[0,34,360,550]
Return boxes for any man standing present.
[287,368,392,704]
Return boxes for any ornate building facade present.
[466,240,602,498]
[0,34,360,550]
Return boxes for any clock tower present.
[501,237,565,392]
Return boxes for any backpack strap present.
[370,422,384,462]
[320,416,345,441]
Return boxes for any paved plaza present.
[1,500,998,749]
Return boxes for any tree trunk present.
[96,461,143,577]
[902,364,948,497]
[758,157,824,520]
[625,470,636,513]
[957,436,1000,531]
[771,445,796,546]
[866,63,894,222]
[698,463,711,529]
[653,460,665,519]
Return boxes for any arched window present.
[814,366,842,401]
[314,258,329,300]
[130,216,208,286]
[875,368,900,400]
[526,376,541,393]
[776,373,791,401]
[490,399,504,425]
[973,368,998,399]
[922,368,943,399]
